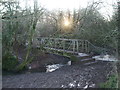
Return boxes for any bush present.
[2,52,18,71]
[99,75,118,88]
[69,55,78,62]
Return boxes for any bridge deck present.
[37,37,98,54]
[44,47,79,54]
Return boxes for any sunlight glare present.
[64,20,70,26]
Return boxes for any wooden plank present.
[44,47,78,54]
[38,37,83,41]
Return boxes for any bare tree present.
[16,0,45,71]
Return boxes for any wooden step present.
[80,58,95,62]
[76,55,93,60]
[72,57,95,64]
[80,58,95,65]
[84,61,98,65]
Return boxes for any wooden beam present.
[73,40,75,53]
[37,37,94,54]
[88,41,89,53]
[82,40,84,52]
[38,37,82,41]
[44,47,78,54]
[76,40,79,53]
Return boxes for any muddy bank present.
[3,61,114,88]
[13,43,70,72]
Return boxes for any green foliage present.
[56,52,78,62]
[63,52,71,58]
[99,75,118,88]
[118,73,120,88]
[69,55,78,62]
[16,54,33,72]
[2,52,18,71]
[92,50,102,55]
[52,51,78,62]
[116,61,120,88]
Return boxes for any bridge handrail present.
[86,40,109,53]
[37,37,109,54]
[38,37,84,41]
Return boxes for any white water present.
[46,61,71,72]
[78,53,88,56]
[92,54,118,62]
[46,64,63,72]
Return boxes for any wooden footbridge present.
[37,37,99,54]
[37,37,109,65]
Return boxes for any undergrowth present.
[3,52,18,71]
[99,75,118,88]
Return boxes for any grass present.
[0,38,1,75]
[116,61,120,88]
[99,75,118,88]
[118,73,120,88]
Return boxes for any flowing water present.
[92,54,118,62]
[46,61,71,72]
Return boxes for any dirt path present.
[3,61,113,88]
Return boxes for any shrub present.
[69,55,78,62]
[16,57,33,71]
[63,53,78,62]
[99,75,118,88]
[2,52,18,71]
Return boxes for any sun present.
[64,20,70,26]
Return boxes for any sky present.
[20,0,118,19]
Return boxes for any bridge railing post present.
[54,39,57,49]
[88,41,89,53]
[86,40,89,53]
[38,37,93,54]
[73,40,75,53]
[63,40,65,52]
[82,40,84,52]
[84,40,86,53]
